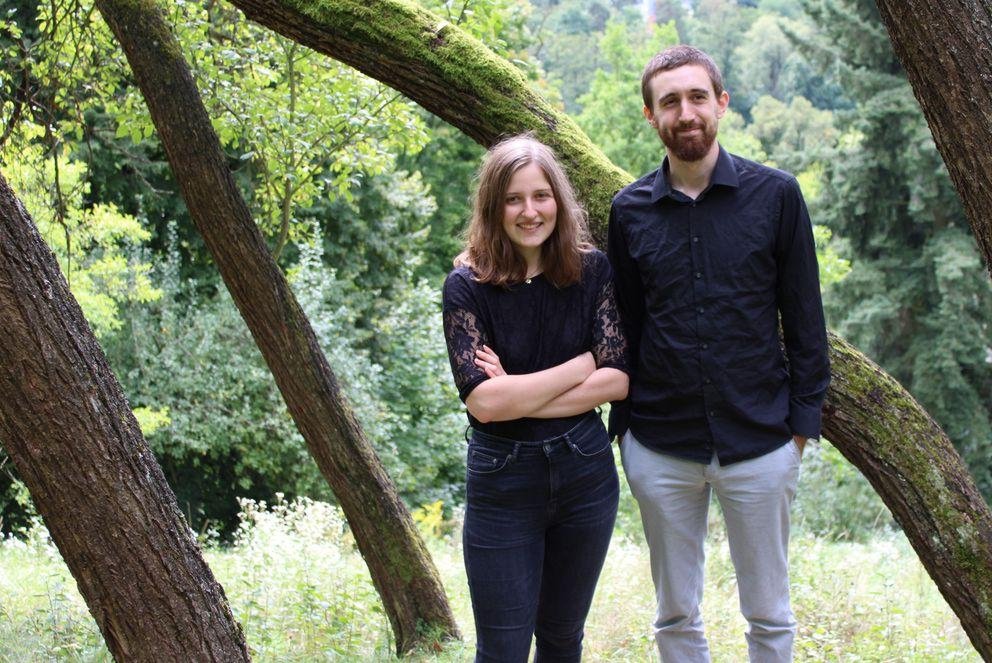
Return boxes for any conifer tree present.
[800,0,992,497]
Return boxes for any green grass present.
[0,494,979,662]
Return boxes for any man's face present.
[643,64,729,163]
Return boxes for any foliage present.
[715,107,767,163]
[419,0,539,69]
[106,242,326,533]
[575,16,679,177]
[801,0,992,499]
[292,224,467,509]
[909,231,992,473]
[110,0,431,261]
[132,406,172,437]
[0,520,111,661]
[526,0,624,113]
[412,500,449,539]
[0,501,978,661]
[812,223,851,289]
[681,0,759,115]
[222,496,391,658]
[748,94,837,174]
[793,441,891,541]
[1,0,122,147]
[405,0,548,280]
[99,210,466,534]
[758,0,805,17]
[1,0,475,534]
[732,14,803,111]
[730,12,845,116]
[1,123,162,337]
[0,469,35,538]
[398,121,484,279]
[311,169,439,311]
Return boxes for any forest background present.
[0,0,990,658]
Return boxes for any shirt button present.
[695,272,702,279]
[692,236,700,243]
[702,343,709,349]
[704,377,712,384]
[697,307,704,314]
[709,410,715,417]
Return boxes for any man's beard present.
[661,121,717,162]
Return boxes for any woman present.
[442,134,629,662]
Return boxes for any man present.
[607,45,830,663]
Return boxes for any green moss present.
[284,0,627,234]
[825,335,992,623]
[98,0,185,62]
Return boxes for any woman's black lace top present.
[442,249,629,441]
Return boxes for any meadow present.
[0,456,979,663]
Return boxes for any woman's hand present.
[475,344,506,378]
[466,349,598,422]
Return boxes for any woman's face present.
[501,162,557,266]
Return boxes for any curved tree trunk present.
[226,0,631,238]
[873,0,992,277]
[822,333,992,658]
[0,173,251,662]
[227,0,992,656]
[92,0,458,652]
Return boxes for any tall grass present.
[0,489,979,662]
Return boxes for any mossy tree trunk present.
[227,0,992,656]
[822,333,992,658]
[0,173,251,662]
[92,0,458,652]
[873,0,992,278]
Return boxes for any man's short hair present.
[641,45,724,109]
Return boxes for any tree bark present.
[822,332,992,658]
[227,0,992,656]
[0,173,251,662]
[92,0,458,652]
[873,0,992,276]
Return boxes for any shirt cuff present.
[789,401,823,439]
[608,400,630,439]
[597,360,631,375]
[458,375,488,403]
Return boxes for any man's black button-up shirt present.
[607,147,830,465]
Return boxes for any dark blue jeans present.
[463,413,619,663]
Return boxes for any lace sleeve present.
[443,307,491,400]
[442,271,491,401]
[592,276,630,372]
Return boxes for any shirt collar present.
[651,145,740,202]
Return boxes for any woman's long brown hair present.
[455,134,592,288]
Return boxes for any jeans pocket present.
[569,423,611,458]
[467,444,513,475]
